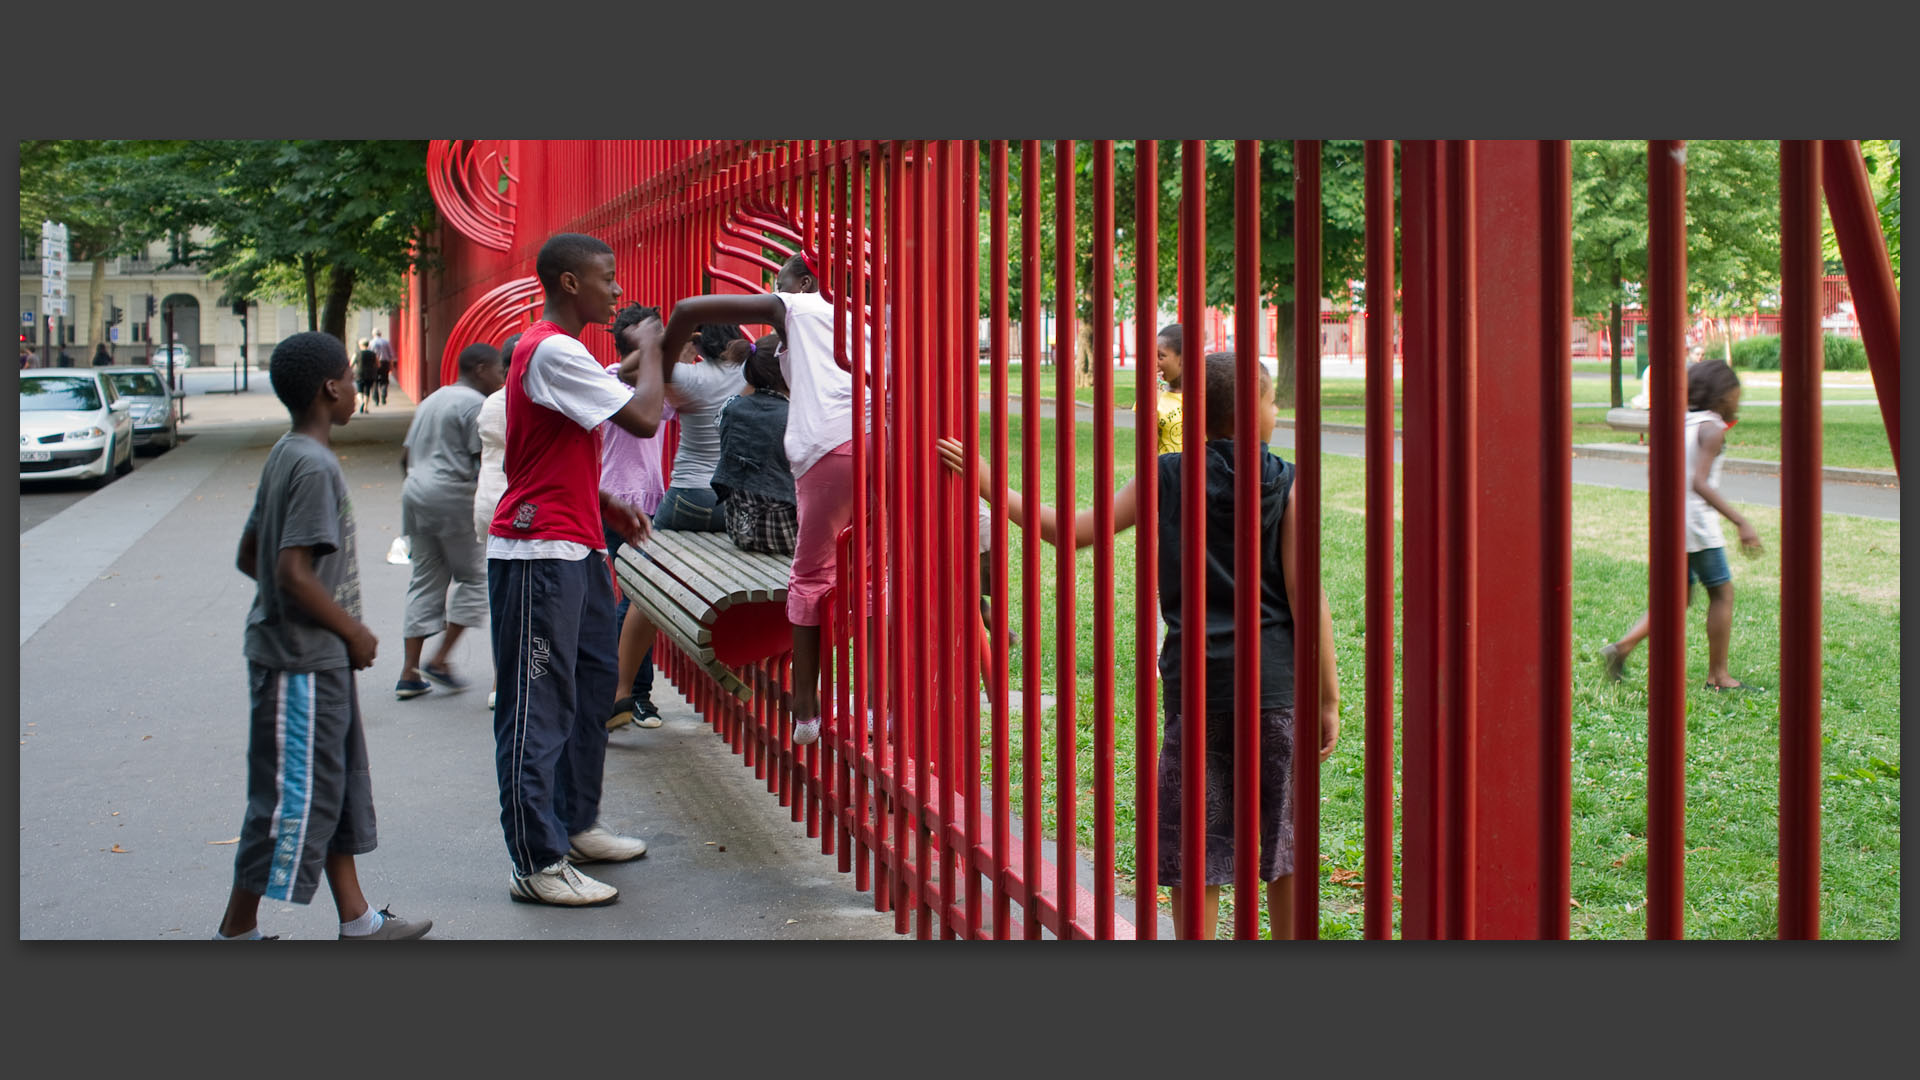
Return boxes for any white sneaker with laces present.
[792,716,822,746]
[510,859,619,906]
[566,823,648,863]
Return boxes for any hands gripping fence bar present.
[415,138,1893,941]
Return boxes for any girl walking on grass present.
[1600,359,1765,692]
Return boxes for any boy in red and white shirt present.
[487,232,673,907]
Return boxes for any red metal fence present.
[417,139,1899,939]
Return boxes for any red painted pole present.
[1362,139,1397,940]
[1052,139,1079,937]
[1178,140,1207,941]
[913,141,934,939]
[1778,141,1824,940]
[1091,140,1117,940]
[1132,140,1160,939]
[1645,139,1689,940]
[1292,140,1323,941]
[870,144,895,917]
[936,139,957,938]
[850,151,872,896]
[1819,140,1900,476]
[1441,140,1476,940]
[1541,140,1574,939]
[889,144,912,935]
[962,139,984,941]
[989,140,1014,939]
[1019,141,1044,940]
[1231,141,1263,941]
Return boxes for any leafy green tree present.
[101,140,436,344]
[1573,140,1783,407]
[19,141,183,345]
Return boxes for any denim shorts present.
[652,485,723,532]
[1687,546,1732,589]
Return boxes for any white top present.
[774,290,874,479]
[487,331,634,562]
[1684,409,1727,553]
[473,386,508,543]
[663,356,747,490]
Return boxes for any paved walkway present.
[18,380,903,940]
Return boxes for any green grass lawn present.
[940,415,1899,938]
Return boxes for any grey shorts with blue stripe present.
[233,664,378,904]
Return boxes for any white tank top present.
[1684,410,1727,552]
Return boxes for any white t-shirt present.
[1684,410,1727,553]
[472,387,508,543]
[487,332,634,562]
[663,357,747,490]
[775,290,875,479]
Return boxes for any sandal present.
[1702,681,1764,693]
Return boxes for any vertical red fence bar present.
[1091,140,1117,940]
[1541,141,1574,938]
[1645,139,1689,940]
[1818,140,1900,475]
[868,143,894,917]
[1778,141,1824,940]
[933,140,957,938]
[961,139,984,940]
[1231,141,1263,941]
[1019,140,1044,940]
[889,143,912,935]
[1361,140,1397,940]
[1441,140,1475,940]
[1132,140,1160,939]
[989,141,1014,940]
[1052,139,1079,937]
[1177,140,1208,941]
[1292,140,1323,941]
[850,149,872,896]
[911,141,934,939]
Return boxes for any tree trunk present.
[304,256,318,332]
[321,264,356,345]
[1608,271,1624,408]
[1074,320,1095,389]
[88,257,106,350]
[1274,299,1297,408]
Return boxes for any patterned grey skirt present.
[1155,705,1296,888]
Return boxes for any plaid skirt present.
[1155,705,1296,887]
[724,491,798,555]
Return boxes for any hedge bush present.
[1726,333,1870,372]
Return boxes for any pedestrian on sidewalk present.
[91,342,113,367]
[213,331,433,941]
[1600,359,1765,692]
[600,305,672,733]
[487,232,672,907]
[394,342,507,700]
[372,328,395,405]
[354,340,378,414]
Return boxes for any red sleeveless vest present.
[489,321,606,549]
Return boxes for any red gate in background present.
[417,140,1899,939]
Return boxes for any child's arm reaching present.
[1280,494,1341,763]
[1694,422,1763,555]
[936,436,1137,548]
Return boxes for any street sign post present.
[39,222,69,368]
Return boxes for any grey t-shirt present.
[401,383,486,521]
[664,359,747,491]
[243,433,363,672]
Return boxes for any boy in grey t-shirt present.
[213,331,432,942]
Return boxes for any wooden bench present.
[612,531,795,702]
[1605,407,1650,441]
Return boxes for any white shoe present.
[792,716,822,746]
[566,823,648,863]
[509,859,619,907]
[487,690,496,710]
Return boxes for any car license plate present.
[22,450,51,462]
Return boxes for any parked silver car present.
[101,365,182,451]
[19,369,136,486]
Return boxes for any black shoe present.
[633,699,663,729]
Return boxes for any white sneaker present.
[510,859,619,907]
[566,823,648,863]
[487,690,497,710]
[792,716,822,746]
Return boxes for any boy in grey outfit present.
[213,331,432,941]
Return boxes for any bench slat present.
[614,547,716,637]
[615,561,715,649]
[623,539,742,620]
[661,537,770,605]
[679,532,792,597]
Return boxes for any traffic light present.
[108,303,124,327]
[145,295,156,319]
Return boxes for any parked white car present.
[19,369,136,486]
[101,365,182,451]
[150,344,194,370]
